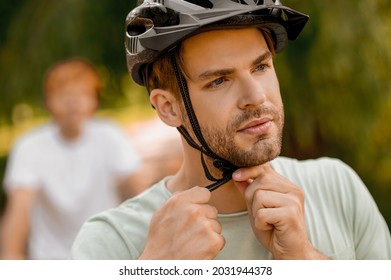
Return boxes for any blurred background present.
[0,0,390,228]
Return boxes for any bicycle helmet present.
[126,0,309,85]
[125,0,309,191]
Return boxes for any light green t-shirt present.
[69,157,391,260]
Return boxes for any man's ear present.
[150,89,182,127]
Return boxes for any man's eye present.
[255,64,268,72]
[208,77,225,88]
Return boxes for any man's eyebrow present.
[196,50,273,82]
[252,50,273,67]
[197,68,234,82]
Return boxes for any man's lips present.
[237,117,273,135]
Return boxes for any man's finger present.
[232,163,272,182]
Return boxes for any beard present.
[197,105,284,168]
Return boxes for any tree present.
[279,0,391,225]
[0,0,139,125]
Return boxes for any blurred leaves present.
[279,0,391,224]
[0,0,140,125]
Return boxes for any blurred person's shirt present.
[4,118,140,259]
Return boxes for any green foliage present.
[279,0,391,225]
[0,0,139,125]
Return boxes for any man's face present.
[180,27,284,167]
[46,82,98,133]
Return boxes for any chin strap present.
[170,51,239,191]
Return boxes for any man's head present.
[150,28,283,167]
[124,0,308,189]
[43,58,101,138]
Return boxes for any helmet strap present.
[170,51,238,191]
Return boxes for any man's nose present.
[237,74,267,109]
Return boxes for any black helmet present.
[125,0,309,85]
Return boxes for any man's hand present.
[233,164,328,259]
[139,186,224,260]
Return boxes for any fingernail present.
[232,170,241,180]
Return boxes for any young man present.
[70,0,391,259]
[0,58,140,259]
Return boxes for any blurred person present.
[0,58,140,259]
[125,117,182,197]
[70,0,391,259]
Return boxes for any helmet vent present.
[126,18,153,36]
[127,37,139,54]
[235,0,264,5]
[126,18,154,54]
[127,25,146,37]
[184,0,213,8]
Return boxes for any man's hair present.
[43,58,102,97]
[146,28,276,98]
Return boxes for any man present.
[70,0,391,259]
[0,58,140,259]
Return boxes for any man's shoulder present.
[272,156,361,209]
[121,178,172,211]
[271,156,359,191]
[272,156,350,175]
[72,178,172,259]
[90,178,172,225]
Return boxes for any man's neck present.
[166,147,247,214]
[163,136,280,214]
[209,182,247,214]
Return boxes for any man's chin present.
[230,146,281,168]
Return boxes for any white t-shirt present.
[4,119,140,259]
[69,157,391,260]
